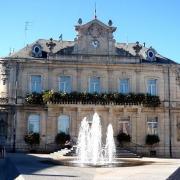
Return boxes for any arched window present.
[58,115,70,134]
[28,114,40,133]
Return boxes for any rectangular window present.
[119,79,129,94]
[58,115,70,134]
[119,119,130,134]
[147,117,158,135]
[147,79,157,95]
[119,117,130,134]
[31,75,42,93]
[28,114,40,133]
[89,77,100,93]
[59,76,71,93]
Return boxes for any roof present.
[9,39,75,58]
[8,39,177,64]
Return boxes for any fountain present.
[49,112,153,168]
[76,112,116,166]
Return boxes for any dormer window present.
[32,44,42,58]
[146,47,156,61]
[34,46,40,53]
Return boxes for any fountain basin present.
[44,157,154,168]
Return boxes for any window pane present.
[59,76,71,93]
[89,77,100,93]
[119,119,130,134]
[58,115,70,134]
[119,79,129,94]
[28,114,40,133]
[147,117,158,135]
[147,79,157,95]
[31,75,41,93]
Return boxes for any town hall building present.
[0,17,180,157]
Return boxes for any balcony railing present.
[25,91,161,107]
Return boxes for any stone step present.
[116,148,141,158]
[51,146,141,158]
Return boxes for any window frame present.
[88,76,101,93]
[28,114,40,133]
[58,75,72,93]
[147,117,158,135]
[147,79,157,95]
[30,75,42,93]
[57,115,70,134]
[118,117,131,135]
[119,78,130,94]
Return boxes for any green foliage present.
[25,92,44,105]
[24,133,40,147]
[145,134,160,145]
[55,132,70,145]
[117,132,131,144]
[25,91,161,107]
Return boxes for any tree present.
[145,134,160,146]
[55,132,70,147]
[117,132,131,146]
[24,133,40,150]
[145,134,160,156]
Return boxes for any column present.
[77,68,82,92]
[107,69,113,92]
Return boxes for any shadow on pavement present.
[6,153,81,179]
[167,167,180,180]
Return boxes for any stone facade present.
[0,18,180,157]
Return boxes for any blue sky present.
[0,0,180,62]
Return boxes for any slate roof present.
[10,39,75,58]
[8,39,177,64]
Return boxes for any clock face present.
[91,40,99,48]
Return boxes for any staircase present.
[50,146,141,159]
[50,146,76,159]
[116,147,141,158]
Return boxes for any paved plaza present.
[0,153,180,180]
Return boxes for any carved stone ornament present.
[88,24,103,38]
[1,62,10,85]
[46,38,56,53]
[133,41,142,56]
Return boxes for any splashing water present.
[76,112,116,165]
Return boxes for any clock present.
[91,40,99,48]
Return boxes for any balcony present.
[25,91,161,108]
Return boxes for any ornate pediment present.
[73,18,117,55]
[75,19,116,35]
